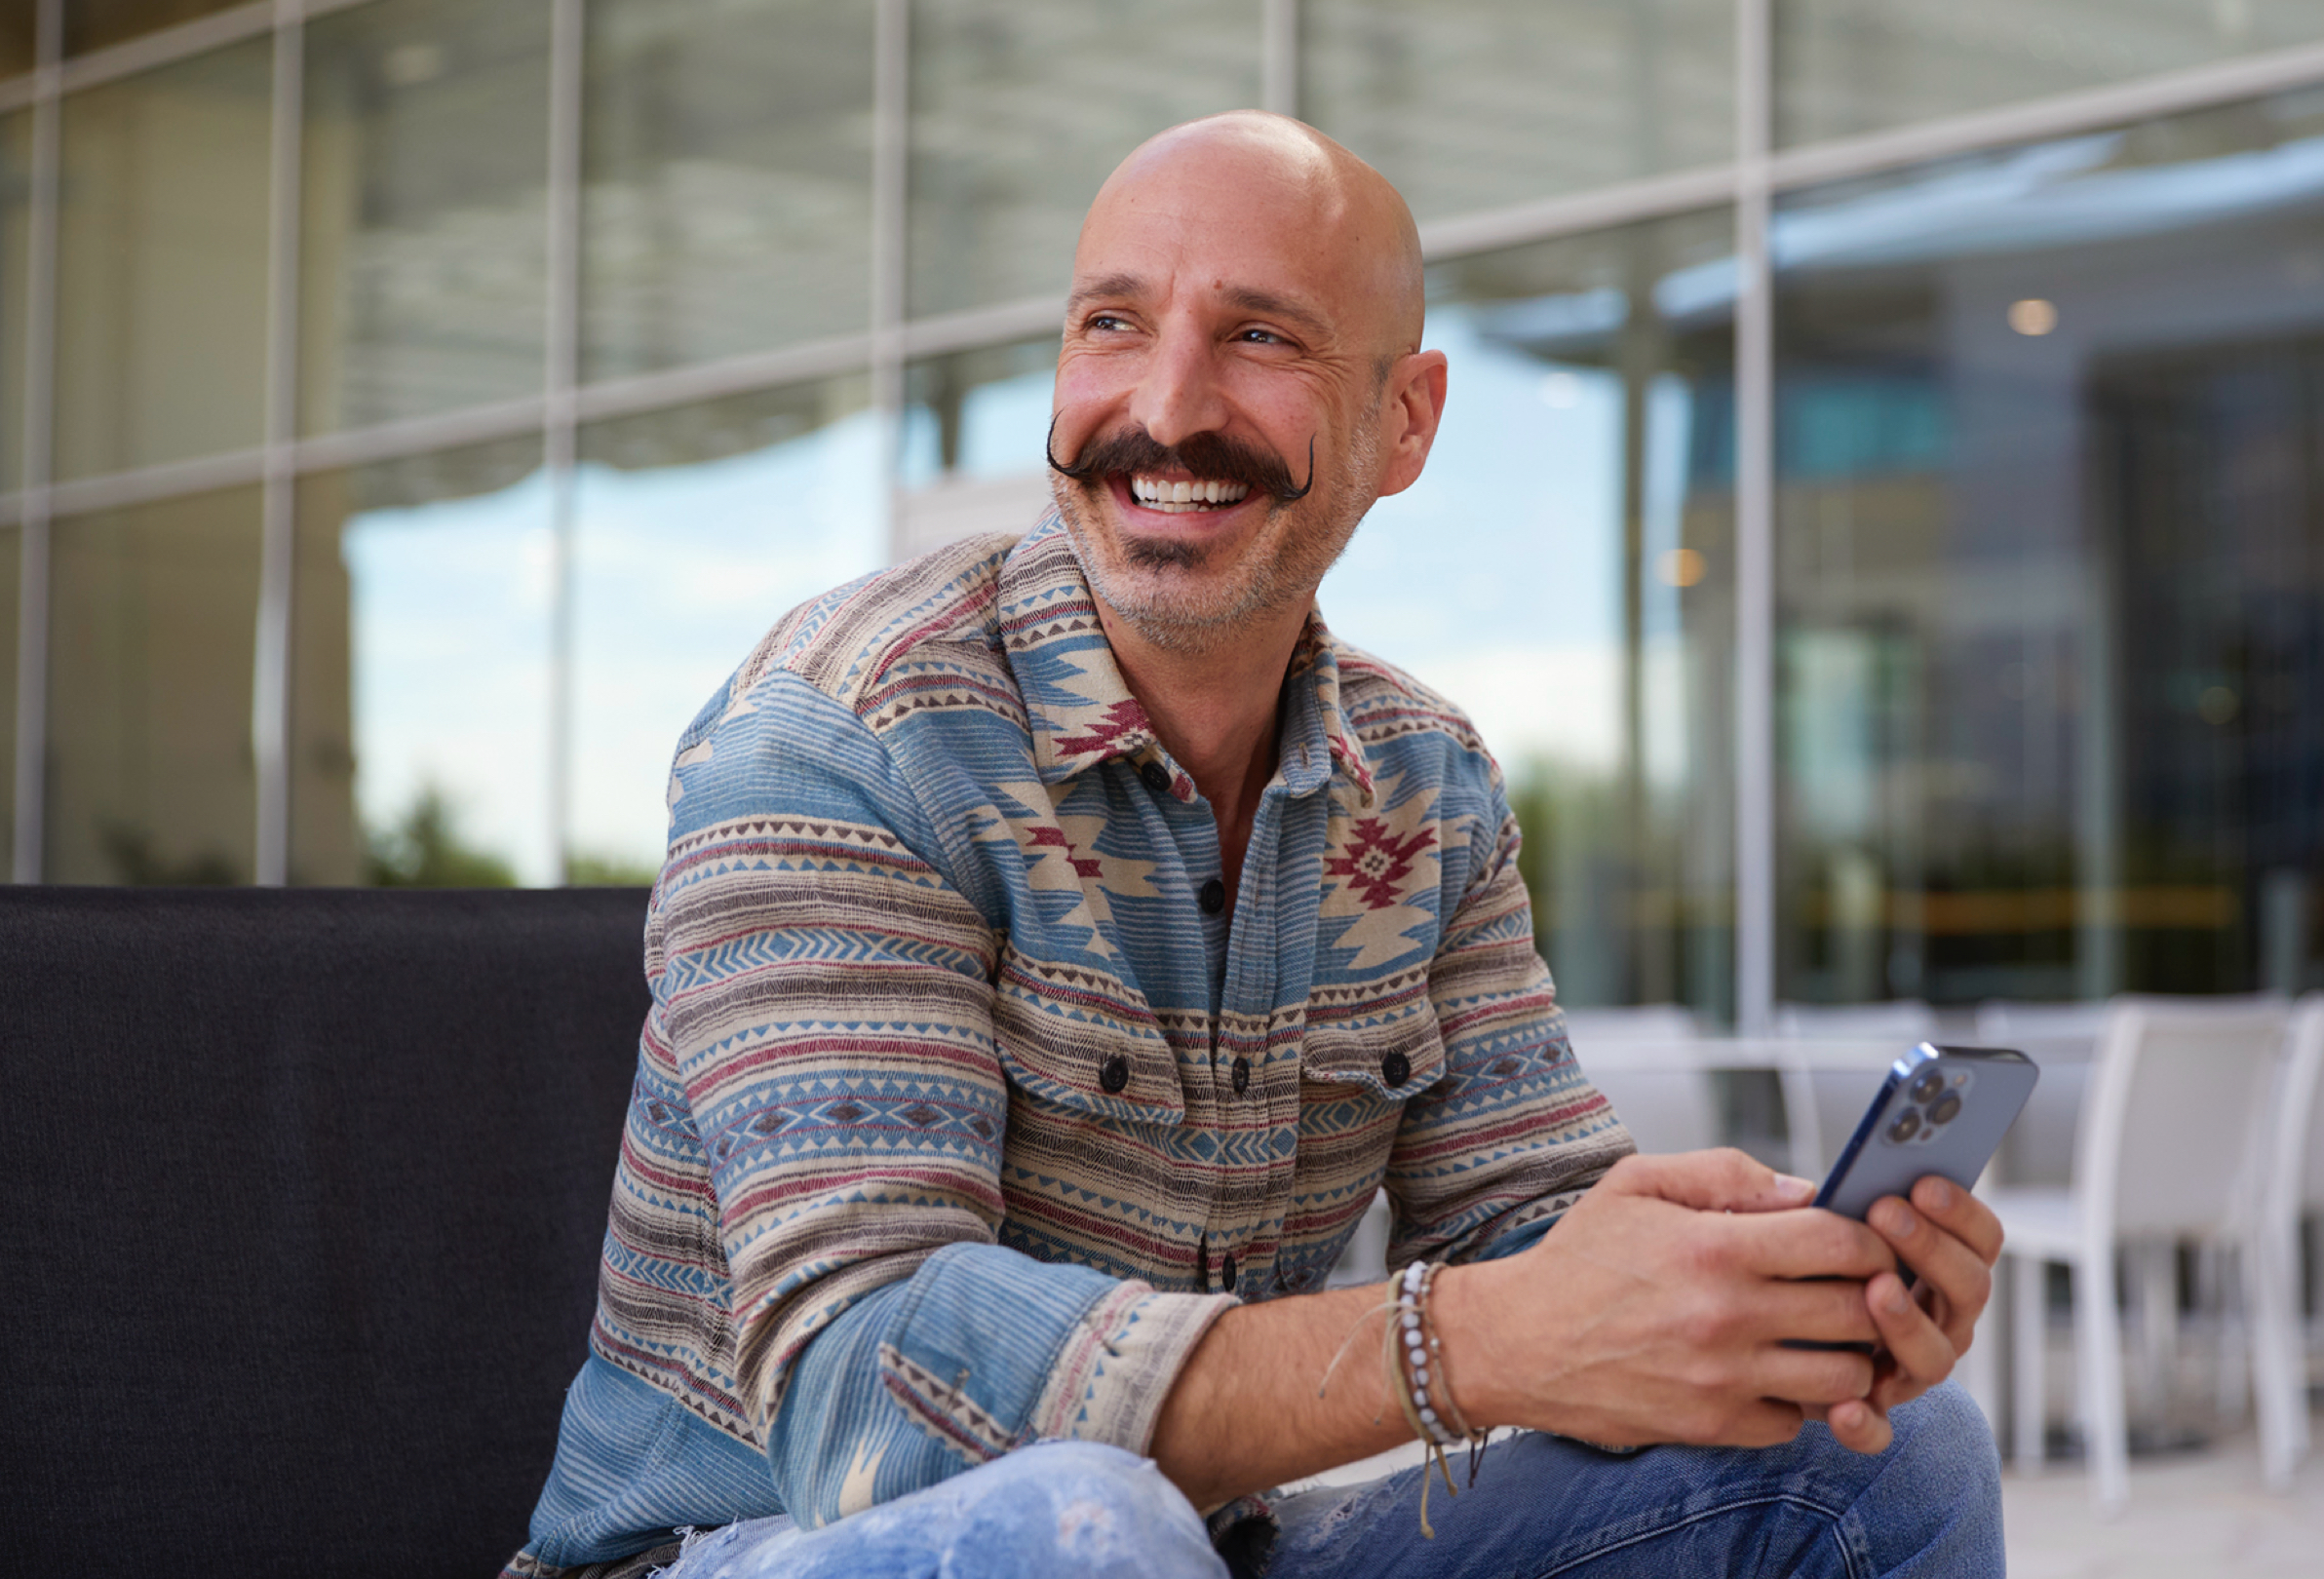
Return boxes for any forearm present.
[1147,1267,1503,1510]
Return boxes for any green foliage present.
[566,851,659,888]
[365,786,517,888]
[101,823,240,886]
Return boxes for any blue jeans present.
[655,1384,2001,1578]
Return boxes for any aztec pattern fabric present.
[509,516,1633,1575]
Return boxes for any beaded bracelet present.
[1383,1259,1489,1536]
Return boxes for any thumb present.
[1606,1148,1818,1213]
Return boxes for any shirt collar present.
[998,515,1376,808]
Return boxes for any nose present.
[1127,314,1229,450]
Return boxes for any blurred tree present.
[365,786,517,888]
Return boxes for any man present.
[507,112,2003,1578]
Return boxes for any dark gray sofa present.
[0,886,650,1576]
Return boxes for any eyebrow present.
[1065,274,1333,342]
[1065,272,1149,315]
[1219,286,1331,341]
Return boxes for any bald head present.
[1076,111,1425,366]
[1047,112,1449,657]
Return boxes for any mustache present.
[1046,417,1315,503]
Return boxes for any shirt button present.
[1220,1253,1238,1292]
[1381,1051,1411,1086]
[1198,878,1226,915]
[1140,761,1173,795]
[1231,1056,1251,1094]
[1099,1054,1130,1094]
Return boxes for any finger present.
[1750,1278,1883,1347]
[1751,1343,1876,1406]
[1871,1198,1992,1349]
[1825,1397,1895,1455]
[1606,1148,1818,1214]
[1864,1269,1957,1391]
[1689,1398,1809,1449]
[1912,1175,2003,1264]
[1729,1207,1897,1282]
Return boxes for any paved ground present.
[2003,1413,2324,1579]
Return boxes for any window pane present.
[1,524,17,858]
[1,110,31,493]
[47,485,261,884]
[291,440,553,886]
[301,0,551,435]
[1777,0,2324,147]
[1302,0,1734,222]
[897,335,1061,560]
[582,0,874,381]
[54,37,272,481]
[66,1,247,58]
[907,0,1262,320]
[0,11,28,92]
[1326,212,1739,1016]
[572,378,880,878]
[1774,89,2324,1005]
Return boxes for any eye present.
[1086,313,1133,333]
[1236,327,1286,345]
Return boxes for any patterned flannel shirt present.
[509,516,1633,1576]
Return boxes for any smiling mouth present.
[1127,474,1253,514]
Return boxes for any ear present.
[1373,349,1449,499]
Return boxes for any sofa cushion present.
[0,886,649,1577]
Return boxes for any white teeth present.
[1126,475,1253,512]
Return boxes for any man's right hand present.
[1434,1149,1897,1450]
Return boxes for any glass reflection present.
[908,0,1261,319]
[583,0,874,381]
[0,11,28,79]
[1777,0,2324,147]
[300,0,551,434]
[896,336,1061,562]
[1326,212,1738,1015]
[1,524,17,856]
[67,1,250,58]
[1774,89,2324,1005]
[291,441,553,887]
[2,110,30,493]
[571,379,881,878]
[1303,0,1733,221]
[47,485,261,884]
[54,37,272,481]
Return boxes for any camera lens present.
[1909,1070,1945,1104]
[1886,1108,1922,1144]
[1927,1092,1961,1126]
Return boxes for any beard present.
[1050,405,1380,656]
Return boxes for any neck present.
[1096,598,1309,900]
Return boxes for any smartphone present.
[1814,1043,2039,1224]
[1786,1044,2038,1353]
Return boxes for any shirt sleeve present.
[656,673,1233,1530]
[1381,766,1635,1266]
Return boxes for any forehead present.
[1069,150,1360,339]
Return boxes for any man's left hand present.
[1822,1175,2002,1454]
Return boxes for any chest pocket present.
[990,938,1185,1125]
[1299,1003,1449,1102]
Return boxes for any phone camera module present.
[1909,1070,1945,1104]
[1886,1108,1923,1144]
[1926,1091,1962,1126]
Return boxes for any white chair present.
[1564,1006,1720,1157]
[2257,994,2324,1489]
[1985,995,2289,1511]
[1973,1001,2109,1189]
[1772,1001,1938,1179]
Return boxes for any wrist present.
[1424,1258,1513,1432]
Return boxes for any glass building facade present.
[6,1,2324,1029]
